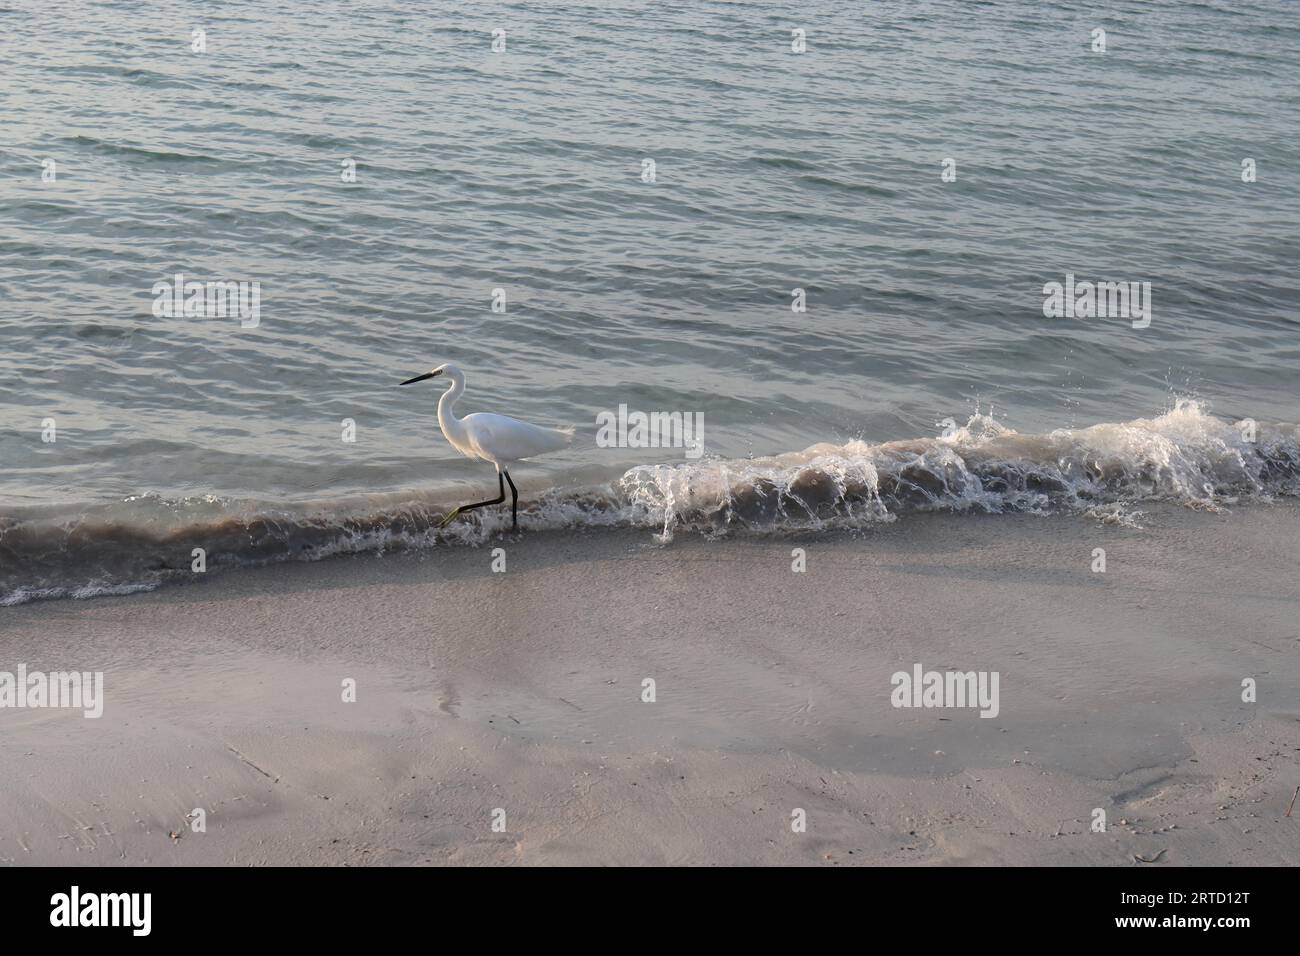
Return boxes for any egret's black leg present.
[439,472,505,527]
[504,470,519,530]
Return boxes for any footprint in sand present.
[438,687,461,718]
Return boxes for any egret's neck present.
[437,372,469,447]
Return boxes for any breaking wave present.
[3,401,1297,605]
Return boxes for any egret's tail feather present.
[522,424,572,456]
[532,424,573,455]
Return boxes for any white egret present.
[400,362,573,530]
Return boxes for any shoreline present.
[3,502,1298,865]
[6,400,1300,610]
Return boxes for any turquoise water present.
[1,0,1298,599]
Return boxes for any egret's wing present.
[462,413,573,461]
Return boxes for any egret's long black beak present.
[400,372,437,386]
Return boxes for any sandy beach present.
[2,500,1297,866]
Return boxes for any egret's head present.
[399,362,458,385]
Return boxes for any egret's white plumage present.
[400,362,572,529]
[448,410,573,465]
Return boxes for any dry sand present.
[2,501,1298,865]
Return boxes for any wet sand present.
[2,502,1298,865]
